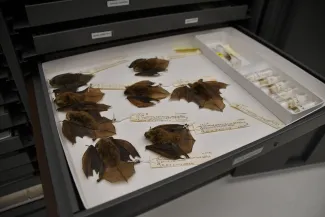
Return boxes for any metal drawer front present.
[26,0,223,26]
[32,5,248,54]
[0,153,31,172]
[0,135,23,155]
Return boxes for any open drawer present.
[25,0,225,27]
[30,26,325,217]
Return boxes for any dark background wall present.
[282,1,325,75]
[259,0,325,76]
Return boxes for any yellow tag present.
[130,112,189,122]
[168,51,201,60]
[216,52,224,58]
[173,48,201,53]
[193,119,249,134]
[150,152,212,168]
[231,103,285,129]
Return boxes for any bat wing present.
[178,128,196,153]
[113,138,141,161]
[82,145,104,178]
[53,86,79,95]
[146,143,189,160]
[170,86,203,106]
[152,124,185,133]
[135,68,161,76]
[127,96,157,108]
[57,102,110,112]
[148,86,170,100]
[129,58,146,68]
[101,162,135,183]
[95,138,120,167]
[62,120,94,144]
[50,73,93,88]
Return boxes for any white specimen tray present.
[41,27,325,209]
[194,28,324,124]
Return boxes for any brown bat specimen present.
[57,101,110,113]
[54,87,104,107]
[128,58,169,76]
[170,79,228,112]
[62,111,116,144]
[124,80,170,108]
[144,124,195,159]
[50,73,94,93]
[82,138,140,183]
[54,87,110,112]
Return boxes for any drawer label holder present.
[185,18,199,24]
[91,31,113,39]
[107,0,130,7]
[233,147,264,166]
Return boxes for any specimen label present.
[150,152,212,168]
[173,76,216,87]
[90,83,126,90]
[107,0,129,7]
[85,60,128,74]
[91,31,112,39]
[233,147,263,165]
[130,113,189,122]
[193,119,249,134]
[185,18,199,24]
[231,103,285,129]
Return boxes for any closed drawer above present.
[25,0,224,26]
[0,127,34,155]
[0,106,27,131]
[13,2,248,55]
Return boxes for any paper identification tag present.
[150,152,212,168]
[193,119,249,134]
[130,112,189,122]
[173,76,216,87]
[85,59,128,74]
[231,103,285,129]
[90,83,126,90]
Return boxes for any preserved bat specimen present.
[50,73,93,93]
[128,58,169,76]
[144,124,195,159]
[57,101,110,113]
[170,79,228,112]
[54,87,104,108]
[62,111,116,144]
[124,80,170,107]
[82,138,140,183]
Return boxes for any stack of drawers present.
[0,7,45,217]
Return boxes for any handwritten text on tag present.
[193,119,249,134]
[130,113,189,122]
[231,104,285,129]
[150,152,212,168]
